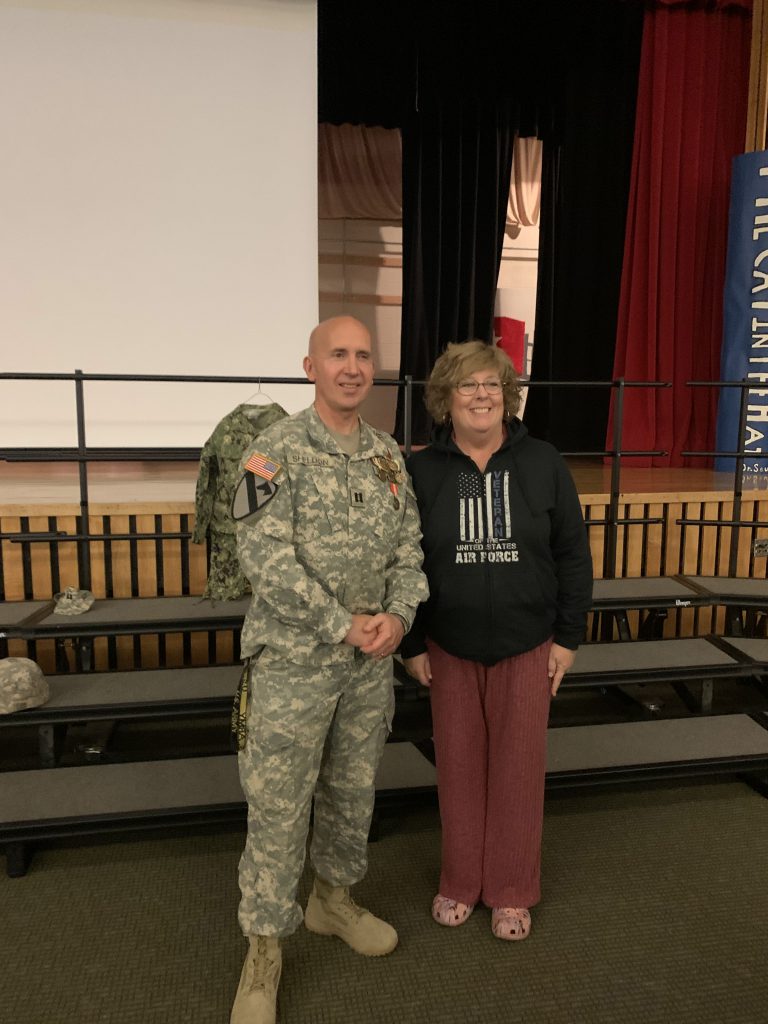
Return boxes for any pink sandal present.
[431,894,475,927]
[491,907,531,941]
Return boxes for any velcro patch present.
[231,472,279,520]
[244,451,282,481]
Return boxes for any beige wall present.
[319,218,403,432]
[497,223,540,341]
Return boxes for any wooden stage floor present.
[0,458,763,515]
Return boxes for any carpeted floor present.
[2,781,767,1024]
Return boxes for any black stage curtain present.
[318,1,643,448]
[393,1,561,442]
[318,1,412,129]
[523,2,644,452]
[396,101,516,442]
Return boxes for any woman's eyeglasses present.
[456,379,504,396]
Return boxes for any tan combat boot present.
[230,935,281,1024]
[304,876,398,956]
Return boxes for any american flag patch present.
[245,452,281,481]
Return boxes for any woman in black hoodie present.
[401,341,593,941]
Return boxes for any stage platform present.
[0,457,761,512]
[1,458,767,667]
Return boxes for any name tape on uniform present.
[288,454,332,467]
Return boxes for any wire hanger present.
[244,379,275,405]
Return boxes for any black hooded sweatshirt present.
[401,419,593,666]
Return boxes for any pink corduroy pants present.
[427,636,553,909]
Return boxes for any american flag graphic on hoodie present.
[457,470,512,541]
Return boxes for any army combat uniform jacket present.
[235,405,428,666]
[193,402,287,600]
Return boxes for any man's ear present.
[303,354,315,381]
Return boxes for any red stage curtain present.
[609,0,752,466]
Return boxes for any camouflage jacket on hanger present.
[193,402,287,599]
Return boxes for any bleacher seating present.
[2,577,768,876]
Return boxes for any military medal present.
[371,450,403,483]
[372,449,403,509]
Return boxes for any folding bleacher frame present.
[2,371,768,875]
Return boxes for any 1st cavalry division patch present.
[231,453,282,520]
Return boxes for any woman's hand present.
[402,652,432,687]
[548,643,575,696]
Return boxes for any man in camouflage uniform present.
[230,316,428,1024]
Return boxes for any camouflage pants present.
[237,646,394,937]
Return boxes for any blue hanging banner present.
[715,150,768,475]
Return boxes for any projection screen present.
[0,0,318,448]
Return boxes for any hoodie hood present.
[430,417,529,455]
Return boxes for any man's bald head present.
[308,316,371,358]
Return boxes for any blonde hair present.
[424,341,522,423]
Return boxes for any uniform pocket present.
[240,708,298,806]
[254,716,296,756]
[294,505,337,543]
[242,648,297,768]
[290,468,347,541]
